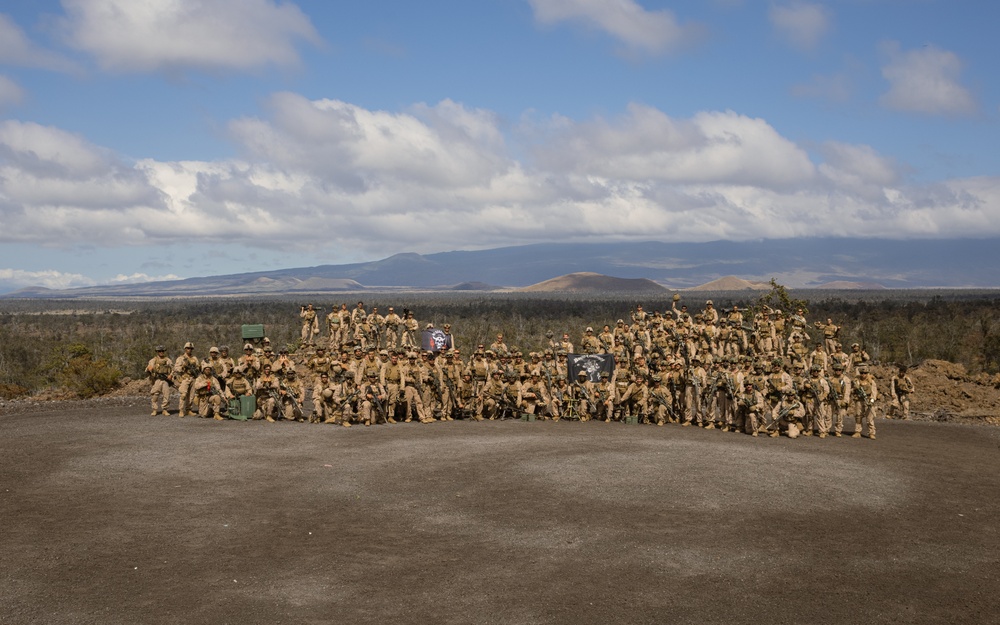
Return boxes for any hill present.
[684,276,771,291]
[520,272,668,293]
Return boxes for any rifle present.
[768,400,801,431]
[649,389,676,422]
[279,380,302,415]
[574,381,597,416]
[853,383,874,407]
[365,384,389,423]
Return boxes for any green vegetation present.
[2,288,1000,398]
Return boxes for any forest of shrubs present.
[2,286,1000,400]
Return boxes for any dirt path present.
[2,399,998,624]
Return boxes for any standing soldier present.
[193,363,225,420]
[684,356,708,426]
[300,304,319,345]
[852,366,879,439]
[145,345,173,416]
[401,310,419,350]
[383,307,402,349]
[457,371,479,420]
[173,342,200,417]
[890,365,915,420]
[848,343,871,372]
[647,375,672,426]
[580,327,601,354]
[814,318,840,354]
[218,346,236,387]
[803,365,830,437]
[326,306,342,350]
[827,362,851,438]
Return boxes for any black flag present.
[422,329,453,352]
[567,353,615,383]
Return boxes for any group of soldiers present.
[146,299,916,438]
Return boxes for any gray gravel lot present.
[2,398,999,624]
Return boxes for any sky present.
[0,0,998,290]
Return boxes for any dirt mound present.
[875,359,1000,426]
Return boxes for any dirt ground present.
[2,397,999,625]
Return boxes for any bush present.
[56,352,123,399]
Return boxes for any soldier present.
[890,364,915,420]
[803,364,830,437]
[739,381,768,437]
[647,375,672,426]
[278,369,305,421]
[598,324,615,354]
[238,343,261,381]
[580,327,601,354]
[193,363,224,420]
[359,372,389,426]
[702,300,720,326]
[544,375,567,420]
[226,367,254,402]
[456,371,478,420]
[254,363,280,422]
[827,362,852,437]
[218,346,236,387]
[326,306,343,350]
[829,342,850,371]
[272,347,295,380]
[571,370,596,421]
[300,304,319,345]
[383,307,402,349]
[519,372,551,418]
[368,307,386,350]
[848,343,871,372]
[852,366,879,439]
[684,356,708,426]
[173,342,200,417]
[480,369,507,420]
[145,345,173,416]
[814,318,840,354]
[770,389,806,438]
[333,376,360,426]
[312,372,342,425]
[594,371,616,422]
[402,353,432,423]
[490,333,509,356]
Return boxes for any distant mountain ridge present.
[3,237,998,298]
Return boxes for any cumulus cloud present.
[1,97,999,261]
[769,2,831,50]
[110,272,182,284]
[879,41,976,115]
[0,13,79,72]
[0,75,25,106]
[527,0,703,55]
[0,268,96,290]
[56,0,322,73]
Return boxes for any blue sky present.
[0,0,998,290]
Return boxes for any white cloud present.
[0,75,25,106]
[56,0,322,73]
[527,0,703,55]
[0,268,96,290]
[0,13,79,71]
[530,104,816,189]
[1,97,999,261]
[769,2,831,50]
[879,41,976,115]
[110,272,181,284]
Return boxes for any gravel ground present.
[2,398,999,624]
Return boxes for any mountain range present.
[4,238,999,298]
